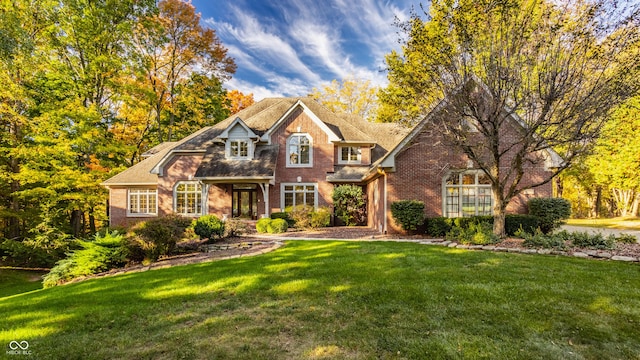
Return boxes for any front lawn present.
[0,269,45,298]
[2,241,639,359]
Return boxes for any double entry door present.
[232,184,258,219]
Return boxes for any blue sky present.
[192,0,422,100]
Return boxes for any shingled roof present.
[195,145,279,180]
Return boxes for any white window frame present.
[127,189,157,216]
[174,181,203,216]
[286,133,312,167]
[281,183,317,210]
[443,170,493,217]
[338,146,362,164]
[226,138,252,160]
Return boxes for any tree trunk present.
[89,207,96,234]
[593,185,602,218]
[492,187,507,238]
[70,209,83,238]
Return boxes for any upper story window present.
[339,146,361,164]
[229,139,249,159]
[443,170,493,217]
[128,189,157,216]
[287,134,312,167]
[174,181,203,216]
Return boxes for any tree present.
[225,89,255,115]
[311,76,379,121]
[381,0,640,236]
[133,0,236,143]
[586,96,640,217]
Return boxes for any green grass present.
[1,241,639,359]
[0,269,46,298]
[567,217,640,230]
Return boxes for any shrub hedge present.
[425,214,539,237]
[528,198,571,234]
[391,200,425,232]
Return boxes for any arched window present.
[287,134,312,166]
[174,181,203,215]
[443,171,493,217]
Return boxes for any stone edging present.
[418,239,639,262]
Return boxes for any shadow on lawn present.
[2,241,639,359]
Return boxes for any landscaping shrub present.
[332,184,366,226]
[391,200,425,232]
[505,214,539,236]
[192,215,225,240]
[520,229,567,250]
[224,219,248,237]
[0,238,66,268]
[616,234,638,244]
[267,218,288,234]
[528,198,571,234]
[569,231,616,250]
[425,217,450,237]
[425,214,539,237]
[285,205,314,229]
[256,218,271,233]
[271,212,294,227]
[43,231,128,288]
[446,222,499,245]
[126,214,192,262]
[310,207,331,228]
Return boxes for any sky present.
[191,0,423,101]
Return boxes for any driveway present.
[561,225,640,242]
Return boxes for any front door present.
[232,184,258,219]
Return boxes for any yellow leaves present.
[310,76,379,121]
[225,89,255,115]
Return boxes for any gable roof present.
[102,97,411,186]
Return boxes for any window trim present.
[286,133,313,167]
[338,146,362,165]
[226,138,252,160]
[173,181,204,216]
[127,189,158,217]
[442,170,493,217]
[280,183,318,210]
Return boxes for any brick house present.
[102,96,561,233]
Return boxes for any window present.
[229,139,249,159]
[287,134,311,166]
[282,183,317,209]
[128,189,157,216]
[339,146,361,164]
[444,171,493,217]
[175,182,203,215]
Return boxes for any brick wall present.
[384,119,555,234]
[158,154,204,217]
[107,186,158,227]
[270,107,335,211]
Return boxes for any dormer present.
[217,118,259,160]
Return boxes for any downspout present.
[377,167,388,234]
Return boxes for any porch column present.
[259,182,270,218]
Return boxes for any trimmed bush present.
[425,217,452,237]
[126,214,192,262]
[332,184,366,226]
[271,212,294,227]
[192,215,225,240]
[267,218,288,234]
[391,200,425,232]
[616,234,638,244]
[310,207,331,228]
[528,198,571,234]
[505,214,539,236]
[256,218,271,233]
